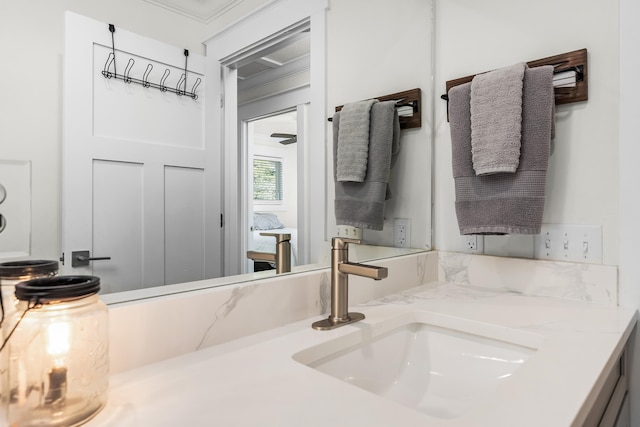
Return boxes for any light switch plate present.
[0,160,31,258]
[336,225,363,240]
[534,224,602,264]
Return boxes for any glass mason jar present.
[0,260,59,328]
[0,260,59,423]
[4,276,109,427]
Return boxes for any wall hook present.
[102,52,115,79]
[190,78,202,100]
[176,74,186,96]
[123,58,135,84]
[142,64,153,88]
[159,69,170,92]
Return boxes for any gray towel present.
[336,99,379,182]
[470,62,526,175]
[334,101,400,230]
[449,65,554,235]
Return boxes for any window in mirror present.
[253,156,284,203]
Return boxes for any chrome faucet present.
[246,233,292,274]
[312,237,388,330]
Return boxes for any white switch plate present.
[336,225,363,240]
[0,160,32,258]
[534,224,602,264]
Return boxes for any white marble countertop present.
[87,281,637,427]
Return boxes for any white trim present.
[307,6,326,264]
[239,86,310,121]
[143,0,244,24]
[204,0,328,276]
[619,0,640,422]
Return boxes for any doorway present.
[243,108,305,273]
[204,0,327,277]
[239,83,310,274]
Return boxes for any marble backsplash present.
[106,251,617,374]
[437,252,617,305]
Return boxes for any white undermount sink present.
[293,311,540,419]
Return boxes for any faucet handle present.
[260,232,291,243]
[332,237,362,250]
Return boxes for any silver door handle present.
[72,250,112,267]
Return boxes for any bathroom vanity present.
[86,252,636,427]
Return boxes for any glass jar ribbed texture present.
[3,276,108,427]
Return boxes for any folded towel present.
[334,101,400,230]
[449,65,554,235]
[470,62,527,175]
[336,99,379,182]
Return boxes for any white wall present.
[434,0,640,422]
[619,0,640,423]
[433,0,620,265]
[0,0,263,261]
[0,2,205,261]
[325,0,434,250]
[5,0,621,263]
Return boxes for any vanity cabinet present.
[582,349,629,427]
[614,395,630,427]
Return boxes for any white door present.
[62,12,218,293]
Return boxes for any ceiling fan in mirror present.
[270,133,297,145]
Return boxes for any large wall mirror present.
[0,0,433,304]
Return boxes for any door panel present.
[92,160,144,293]
[164,166,205,285]
[63,12,216,292]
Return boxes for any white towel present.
[470,62,526,175]
[336,99,378,182]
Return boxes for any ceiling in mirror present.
[237,34,310,80]
[143,0,245,23]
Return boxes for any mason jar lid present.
[15,275,100,303]
[0,260,59,279]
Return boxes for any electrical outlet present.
[394,218,411,248]
[464,235,484,253]
[467,235,478,250]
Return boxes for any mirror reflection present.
[246,111,300,273]
[0,0,434,303]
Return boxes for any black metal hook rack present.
[101,24,201,100]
